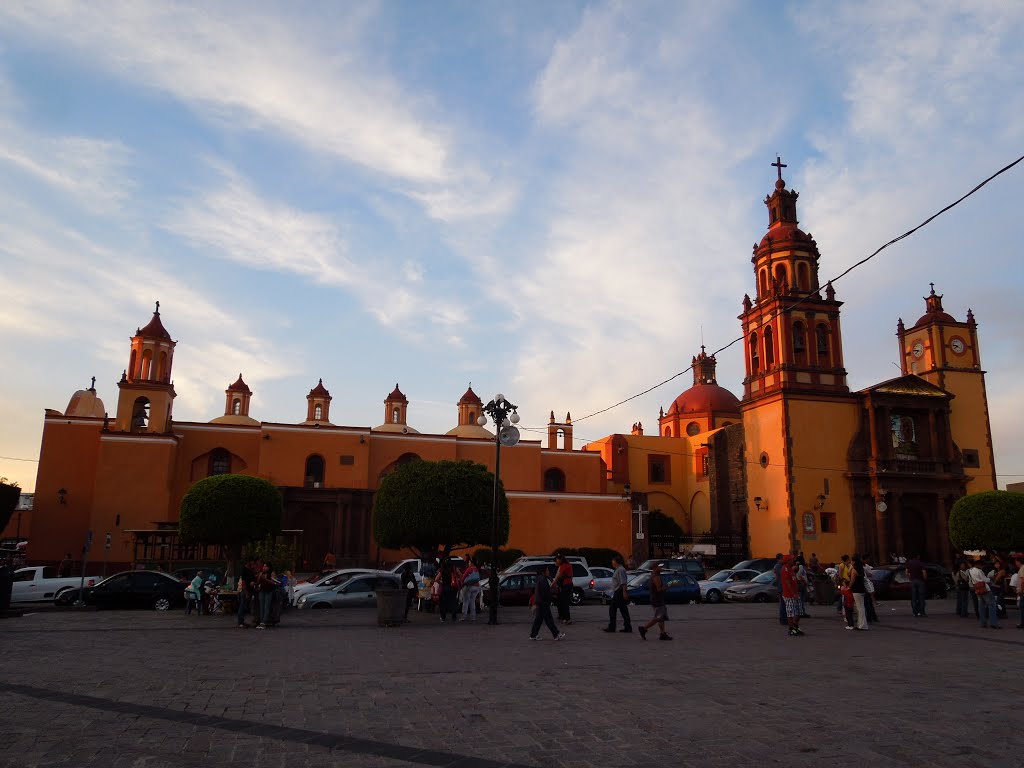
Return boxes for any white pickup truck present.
[11,566,97,604]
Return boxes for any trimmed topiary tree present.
[179,474,283,579]
[373,459,509,562]
[948,490,1024,552]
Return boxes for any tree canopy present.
[373,459,508,560]
[948,490,1024,552]
[179,474,283,549]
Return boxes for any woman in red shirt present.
[553,554,574,625]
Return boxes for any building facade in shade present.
[27,309,631,571]
[586,160,997,566]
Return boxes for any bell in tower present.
[114,302,177,433]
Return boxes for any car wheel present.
[54,588,74,606]
[753,593,768,603]
[570,588,584,606]
[706,589,722,604]
[153,597,171,611]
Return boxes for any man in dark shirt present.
[236,559,257,628]
[530,568,564,641]
[906,555,928,617]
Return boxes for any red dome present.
[915,311,956,327]
[667,383,741,415]
[759,224,809,249]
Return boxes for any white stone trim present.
[506,491,625,503]
[100,434,177,445]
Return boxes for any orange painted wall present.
[28,414,104,563]
[940,370,996,491]
[741,396,792,557]
[505,494,631,555]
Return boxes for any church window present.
[468,410,476,424]
[141,349,153,380]
[820,513,836,533]
[890,414,917,457]
[648,455,670,483]
[774,264,787,289]
[686,422,700,437]
[961,449,980,468]
[663,426,672,437]
[130,397,150,433]
[763,326,775,366]
[157,351,167,382]
[304,455,325,488]
[232,399,241,415]
[793,321,807,366]
[749,333,760,374]
[392,406,400,424]
[543,468,566,492]
[759,269,768,297]
[209,449,230,476]
[816,323,830,365]
[129,349,137,379]
[797,262,810,291]
[314,404,323,421]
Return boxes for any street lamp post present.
[477,394,519,626]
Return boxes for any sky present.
[0,1,1022,493]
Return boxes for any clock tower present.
[897,285,995,489]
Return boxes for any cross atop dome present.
[772,155,787,183]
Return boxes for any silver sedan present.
[292,569,375,602]
[698,569,760,603]
[295,572,401,609]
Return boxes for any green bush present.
[246,536,300,574]
[549,547,625,569]
[948,490,1024,551]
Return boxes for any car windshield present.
[751,571,775,584]
[627,573,651,587]
[707,570,734,582]
[637,560,665,571]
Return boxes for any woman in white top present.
[968,563,999,629]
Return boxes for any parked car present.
[510,554,589,568]
[730,558,777,573]
[633,558,706,580]
[389,557,464,581]
[292,569,375,602]
[724,570,779,602]
[586,566,615,599]
[58,570,188,610]
[868,565,949,600]
[11,566,97,604]
[698,569,760,603]
[481,572,540,607]
[603,572,701,605]
[295,573,401,609]
[500,560,594,605]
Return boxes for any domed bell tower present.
[739,157,848,401]
[114,302,177,433]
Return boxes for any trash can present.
[376,587,407,627]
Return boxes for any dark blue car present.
[604,572,702,604]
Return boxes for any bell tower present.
[114,302,176,433]
[897,286,995,489]
[223,374,253,418]
[304,379,332,424]
[739,157,848,400]
[384,383,409,427]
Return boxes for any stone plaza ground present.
[1,596,1022,768]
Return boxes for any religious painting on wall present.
[890,414,917,456]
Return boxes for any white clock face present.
[951,338,965,354]
[912,341,924,358]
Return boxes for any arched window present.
[129,349,137,379]
[749,332,760,374]
[759,269,768,297]
[543,468,566,492]
[774,264,787,289]
[141,349,153,380]
[305,455,325,488]
[130,397,150,433]
[313,404,323,421]
[209,449,230,476]
[232,399,241,415]
[392,406,400,424]
[763,326,775,367]
[792,321,807,366]
[157,351,167,382]
[816,323,830,366]
[468,410,476,424]
[663,426,672,437]
[797,262,810,291]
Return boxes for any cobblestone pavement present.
[1,595,1022,768]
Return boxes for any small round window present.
[759,452,769,468]
[686,422,700,436]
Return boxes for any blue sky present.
[1,1,1022,491]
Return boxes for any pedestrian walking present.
[236,559,256,628]
[835,554,852,615]
[438,558,459,623]
[773,553,786,625]
[849,556,868,631]
[553,554,574,624]
[460,556,482,622]
[604,554,632,633]
[990,557,1009,618]
[401,562,417,621]
[969,561,999,629]
[529,567,565,641]
[255,563,280,629]
[796,556,811,617]
[905,554,928,617]
[638,563,671,641]
[1014,555,1024,629]
[58,552,73,578]
[840,585,856,629]
[780,555,804,636]
[954,560,972,617]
